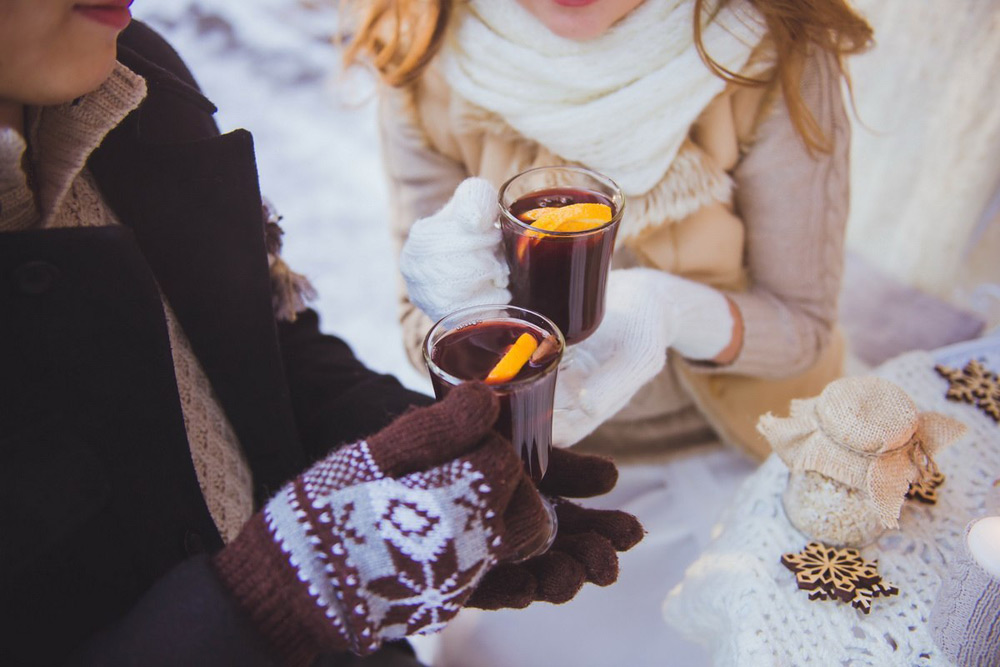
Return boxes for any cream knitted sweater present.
[0,64,253,543]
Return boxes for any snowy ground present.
[134,0,432,394]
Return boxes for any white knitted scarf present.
[440,0,767,196]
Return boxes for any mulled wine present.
[498,167,624,346]
[424,307,563,483]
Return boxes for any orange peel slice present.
[555,218,611,232]
[514,203,613,261]
[485,333,538,384]
[528,203,612,232]
[520,207,548,222]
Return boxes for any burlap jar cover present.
[758,376,966,540]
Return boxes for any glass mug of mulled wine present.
[423,304,564,560]
[498,165,625,347]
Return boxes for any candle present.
[967,515,1000,578]
[930,517,1000,665]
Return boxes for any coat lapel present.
[89,32,304,500]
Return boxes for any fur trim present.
[262,200,316,322]
[617,141,733,242]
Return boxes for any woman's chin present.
[37,56,117,106]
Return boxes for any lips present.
[73,0,134,30]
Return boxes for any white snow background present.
[133,0,432,395]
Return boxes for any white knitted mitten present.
[399,178,510,322]
[553,268,734,446]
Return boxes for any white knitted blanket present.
[440,0,765,196]
[663,336,1000,666]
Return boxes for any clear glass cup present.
[498,165,625,347]
[423,304,564,560]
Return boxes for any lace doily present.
[663,338,1000,666]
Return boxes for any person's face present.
[0,0,133,107]
[514,0,647,41]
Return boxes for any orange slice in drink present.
[515,235,533,262]
[514,203,613,261]
[529,203,612,232]
[556,217,612,232]
[485,333,538,384]
[520,207,549,222]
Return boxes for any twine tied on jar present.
[758,376,966,529]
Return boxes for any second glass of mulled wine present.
[423,305,564,560]
[498,166,625,346]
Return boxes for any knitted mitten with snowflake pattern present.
[214,382,548,665]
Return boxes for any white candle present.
[967,515,1000,578]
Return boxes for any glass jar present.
[782,470,886,548]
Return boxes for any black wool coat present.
[0,21,431,667]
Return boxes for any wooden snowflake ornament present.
[985,385,1000,422]
[906,469,946,504]
[781,542,899,614]
[850,580,900,614]
[935,359,1000,423]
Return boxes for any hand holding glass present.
[498,166,624,347]
[423,305,563,560]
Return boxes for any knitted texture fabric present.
[846,0,1000,299]
[214,383,551,664]
[0,64,256,542]
[164,298,255,543]
[399,177,510,323]
[27,65,146,225]
[930,520,1000,667]
[759,376,966,528]
[440,0,767,196]
[553,267,733,446]
[0,130,36,230]
[0,65,145,233]
[663,343,1000,665]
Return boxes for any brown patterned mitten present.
[467,447,645,609]
[214,382,549,665]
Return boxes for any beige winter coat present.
[379,47,849,461]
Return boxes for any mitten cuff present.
[213,513,352,666]
[664,277,733,361]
